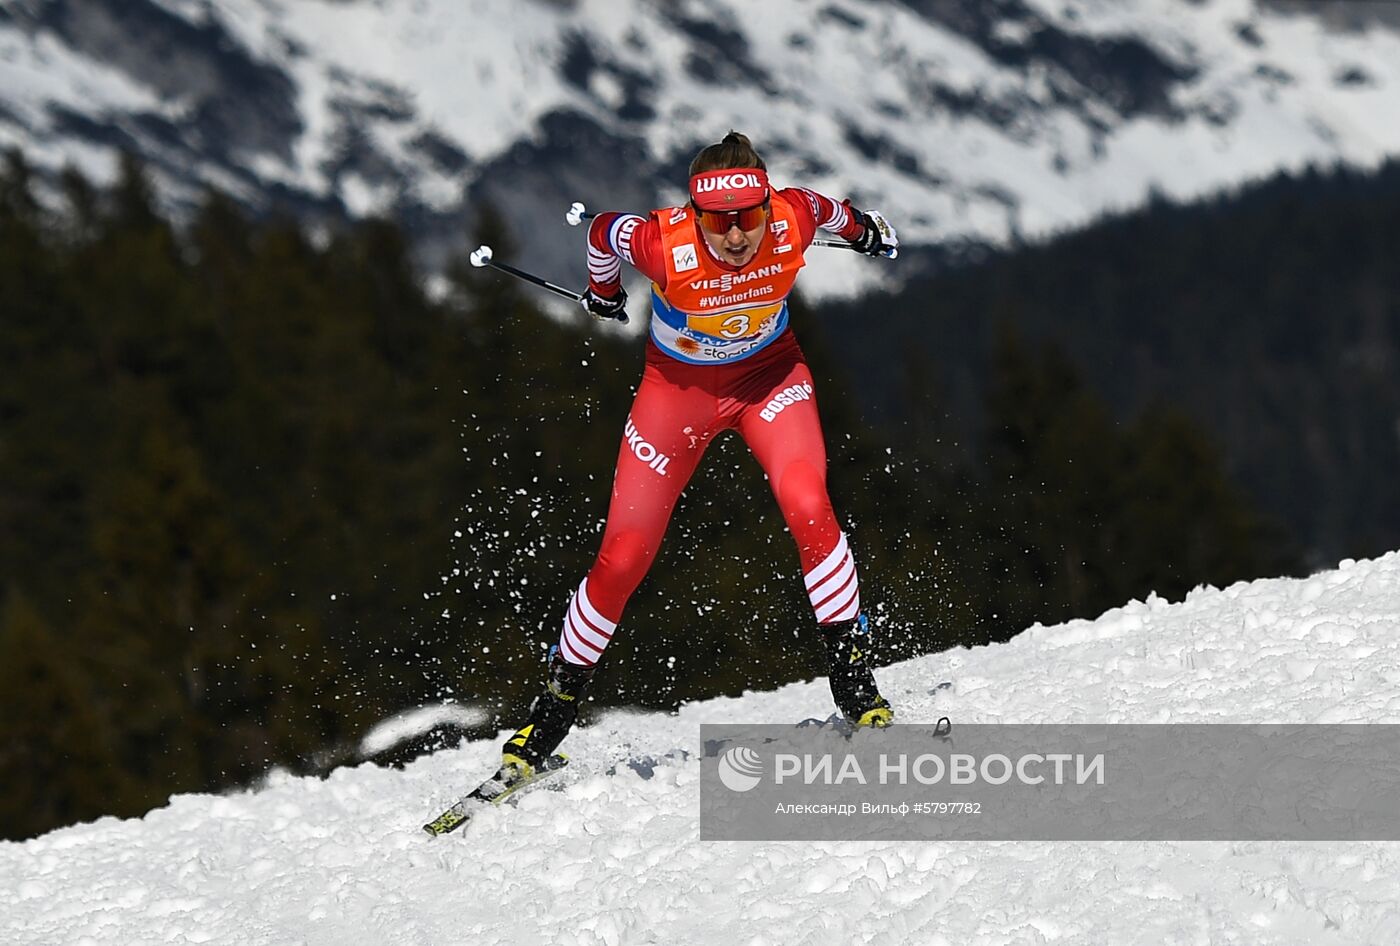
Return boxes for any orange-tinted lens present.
[697,203,768,234]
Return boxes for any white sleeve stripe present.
[804,534,850,590]
[821,202,849,231]
[795,187,850,232]
[588,255,622,283]
[608,215,644,265]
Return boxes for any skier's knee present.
[774,460,832,526]
[595,529,657,588]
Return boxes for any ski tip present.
[422,808,469,837]
[422,754,573,837]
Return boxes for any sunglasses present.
[694,201,769,235]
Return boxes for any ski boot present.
[820,613,894,728]
[501,645,595,777]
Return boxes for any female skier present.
[502,132,900,775]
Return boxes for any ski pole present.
[566,201,863,252]
[468,244,627,323]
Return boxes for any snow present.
[7,1,1400,297]
[0,26,165,184]
[5,552,1400,944]
[356,703,488,758]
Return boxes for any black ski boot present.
[820,613,894,728]
[501,645,596,775]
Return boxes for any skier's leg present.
[505,352,715,768]
[558,369,714,667]
[735,351,857,623]
[736,346,892,727]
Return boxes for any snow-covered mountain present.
[4,0,1400,297]
[4,552,1400,944]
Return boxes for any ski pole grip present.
[470,244,493,267]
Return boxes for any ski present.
[422,754,569,837]
[794,713,952,738]
[794,680,954,735]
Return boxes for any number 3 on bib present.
[720,314,750,338]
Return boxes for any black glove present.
[581,285,629,323]
[851,210,899,259]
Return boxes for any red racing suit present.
[556,187,869,667]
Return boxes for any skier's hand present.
[581,285,629,323]
[852,210,899,259]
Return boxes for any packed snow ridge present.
[4,552,1400,944]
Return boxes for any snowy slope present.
[5,552,1400,945]
[4,0,1400,295]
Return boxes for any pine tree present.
[0,590,137,840]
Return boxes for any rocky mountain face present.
[3,0,1399,295]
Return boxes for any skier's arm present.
[586,212,668,295]
[781,187,898,258]
[780,187,866,249]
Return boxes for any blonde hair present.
[689,131,766,176]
